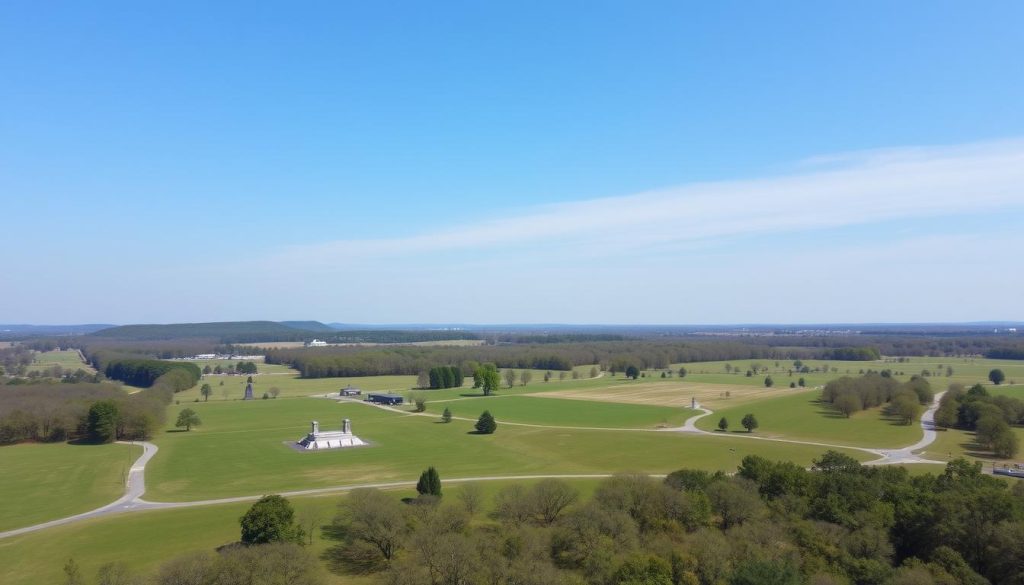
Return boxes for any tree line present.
[265,341,886,379]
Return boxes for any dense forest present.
[0,377,173,444]
[265,342,883,379]
[93,355,201,390]
[326,455,1022,585]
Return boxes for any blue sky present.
[1,1,1022,324]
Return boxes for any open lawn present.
[147,396,869,501]
[27,349,93,373]
[534,379,795,409]
[0,442,140,532]
[430,394,694,428]
[693,389,921,448]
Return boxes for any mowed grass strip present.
[694,390,920,448]
[533,380,792,409]
[27,349,93,373]
[0,442,140,532]
[147,397,869,501]
[434,394,694,428]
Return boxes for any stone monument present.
[296,419,366,450]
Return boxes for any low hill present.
[89,321,323,342]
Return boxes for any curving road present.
[0,392,947,540]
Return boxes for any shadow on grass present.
[164,429,190,433]
[66,438,106,446]
[459,392,490,397]
[958,435,999,460]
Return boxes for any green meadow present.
[694,389,920,448]
[146,395,866,502]
[0,442,140,532]
[6,354,1022,584]
[27,349,93,373]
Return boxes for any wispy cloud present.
[271,138,1024,267]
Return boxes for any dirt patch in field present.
[529,382,812,409]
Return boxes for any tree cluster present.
[821,373,933,423]
[426,366,464,389]
[101,357,201,390]
[0,378,171,444]
[325,455,1022,585]
[935,383,1022,458]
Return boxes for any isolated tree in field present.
[475,410,497,434]
[946,366,954,377]
[200,383,212,402]
[544,371,552,382]
[214,365,223,375]
[718,417,729,431]
[625,366,640,380]
[416,467,442,497]
[990,369,1006,385]
[504,369,517,389]
[441,407,452,423]
[175,408,201,431]
[764,376,774,388]
[87,400,119,443]
[798,377,806,387]
[269,386,280,398]
[520,370,532,386]
[240,494,304,545]
[417,371,429,388]
[63,558,84,585]
[559,371,568,381]
[741,414,759,432]
[202,365,212,375]
[590,366,599,378]
[678,367,687,378]
[473,364,501,396]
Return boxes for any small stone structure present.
[243,382,254,400]
[296,419,366,450]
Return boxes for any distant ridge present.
[89,320,327,341]
[0,324,113,338]
[280,321,335,332]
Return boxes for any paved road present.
[0,391,947,540]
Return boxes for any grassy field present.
[0,442,140,532]
[27,349,93,373]
[146,395,868,501]
[693,389,920,448]
[430,394,694,428]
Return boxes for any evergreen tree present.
[87,400,119,443]
[475,410,497,434]
[741,414,759,432]
[441,407,452,423]
[718,417,729,431]
[416,466,442,497]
